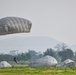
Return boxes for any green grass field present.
[0,66,76,75]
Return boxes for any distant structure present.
[29,55,58,66]
[9,50,18,56]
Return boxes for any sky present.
[0,0,76,45]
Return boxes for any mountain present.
[0,36,60,54]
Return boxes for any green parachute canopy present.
[0,17,32,35]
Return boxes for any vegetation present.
[58,49,74,61]
[44,48,56,57]
[0,66,76,75]
[0,43,76,75]
[0,43,76,63]
[73,52,76,62]
[0,54,14,61]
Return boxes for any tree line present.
[0,43,76,62]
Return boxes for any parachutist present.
[14,57,17,64]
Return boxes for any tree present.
[55,43,67,51]
[17,52,31,61]
[58,49,74,61]
[54,43,61,51]
[0,54,14,61]
[28,50,37,56]
[61,43,67,51]
[73,51,76,62]
[44,48,56,57]
[28,50,38,61]
[16,50,41,61]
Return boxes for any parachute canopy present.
[29,55,58,66]
[57,59,76,67]
[0,17,32,35]
[0,61,12,67]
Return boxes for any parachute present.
[0,17,32,35]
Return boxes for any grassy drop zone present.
[0,66,76,75]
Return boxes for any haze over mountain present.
[0,36,76,54]
[71,45,76,52]
[0,36,60,54]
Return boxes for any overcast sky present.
[0,0,76,45]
